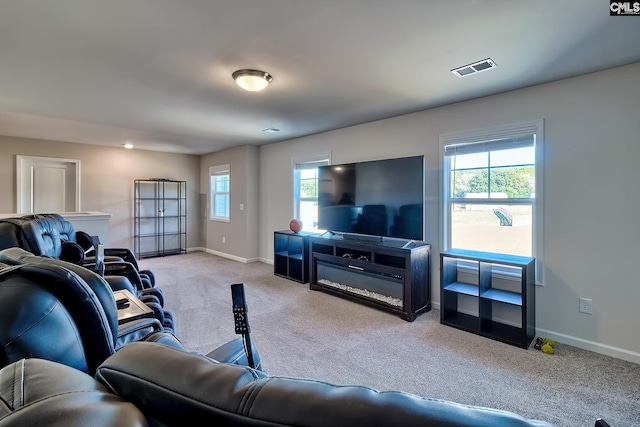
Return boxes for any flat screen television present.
[317,155,424,240]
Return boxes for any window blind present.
[444,135,534,156]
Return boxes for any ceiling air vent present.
[451,58,497,77]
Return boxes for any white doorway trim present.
[16,155,81,213]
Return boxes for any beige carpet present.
[140,251,639,427]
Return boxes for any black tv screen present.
[317,155,424,240]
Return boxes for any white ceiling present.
[1,0,639,155]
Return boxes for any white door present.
[17,156,80,214]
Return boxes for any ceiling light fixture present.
[262,127,280,133]
[232,69,273,92]
[123,142,134,149]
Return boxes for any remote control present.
[231,283,250,334]
[115,298,129,309]
[230,283,256,369]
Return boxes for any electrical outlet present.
[579,297,593,314]
[222,236,226,243]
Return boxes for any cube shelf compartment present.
[440,249,535,349]
[273,230,317,283]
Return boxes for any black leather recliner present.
[0,217,174,330]
[75,229,157,285]
[15,214,156,288]
[30,214,158,286]
[0,252,183,374]
[3,216,86,264]
[0,341,554,426]
[0,219,33,254]
[36,216,166,312]
[0,243,174,331]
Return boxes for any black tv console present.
[342,232,382,244]
[309,234,431,321]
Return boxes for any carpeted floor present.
[140,251,640,427]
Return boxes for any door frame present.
[16,155,81,213]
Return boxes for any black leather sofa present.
[0,342,554,427]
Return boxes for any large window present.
[210,164,230,222]
[293,155,330,231]
[441,120,544,282]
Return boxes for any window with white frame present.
[293,155,330,231]
[441,120,544,283]
[210,164,230,222]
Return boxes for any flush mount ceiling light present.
[123,142,134,149]
[451,58,497,77]
[232,69,273,91]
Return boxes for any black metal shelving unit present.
[134,179,187,258]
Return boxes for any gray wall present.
[0,137,201,250]
[200,145,259,261]
[259,62,640,362]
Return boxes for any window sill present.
[209,217,230,223]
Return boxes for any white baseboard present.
[430,301,639,363]
[535,328,640,364]
[186,247,206,253]
[202,248,260,264]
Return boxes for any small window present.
[293,155,330,231]
[210,164,230,222]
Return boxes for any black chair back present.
[0,262,115,373]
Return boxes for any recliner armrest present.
[60,241,86,264]
[205,337,262,368]
[115,318,163,350]
[0,247,37,265]
[86,247,139,269]
[86,261,147,289]
[103,275,137,294]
